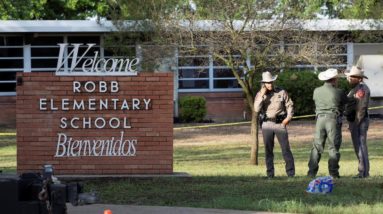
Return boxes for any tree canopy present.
[106,0,383,20]
[321,0,383,19]
[2,0,381,20]
[0,0,109,19]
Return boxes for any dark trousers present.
[349,117,369,177]
[308,115,341,177]
[261,121,295,177]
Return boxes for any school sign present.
[16,44,173,175]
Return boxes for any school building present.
[1,20,383,127]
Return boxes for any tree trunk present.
[250,111,259,165]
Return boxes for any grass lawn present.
[1,120,383,213]
[0,134,16,173]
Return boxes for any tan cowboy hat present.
[318,68,341,81]
[345,66,368,79]
[261,71,278,82]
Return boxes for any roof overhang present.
[0,19,382,33]
[0,20,114,33]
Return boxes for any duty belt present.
[317,114,337,119]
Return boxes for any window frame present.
[178,46,243,92]
[0,35,25,96]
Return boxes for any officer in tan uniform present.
[307,68,346,178]
[345,66,370,178]
[254,71,295,178]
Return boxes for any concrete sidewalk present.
[67,204,275,214]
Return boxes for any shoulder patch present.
[355,89,365,99]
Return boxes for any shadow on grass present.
[175,140,383,163]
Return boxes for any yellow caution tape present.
[174,105,383,130]
[174,121,251,130]
[0,133,16,136]
[368,106,383,110]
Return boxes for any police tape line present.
[0,132,16,136]
[174,105,383,130]
[1,106,383,134]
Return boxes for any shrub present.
[179,96,207,122]
[275,70,350,116]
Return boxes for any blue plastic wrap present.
[306,176,333,194]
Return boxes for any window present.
[0,34,104,96]
[178,46,211,91]
[213,68,240,89]
[212,55,242,90]
[0,36,24,95]
[179,68,209,89]
[178,46,241,92]
[31,35,102,72]
[30,36,63,72]
[284,43,348,71]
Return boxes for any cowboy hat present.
[345,66,368,79]
[318,68,341,81]
[261,71,278,82]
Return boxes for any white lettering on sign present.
[60,117,131,129]
[55,43,140,76]
[54,131,137,157]
[37,80,155,159]
[39,98,151,111]
[39,98,47,110]
[73,81,119,93]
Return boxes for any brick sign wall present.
[16,72,173,175]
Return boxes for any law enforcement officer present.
[254,71,295,178]
[345,66,370,178]
[308,68,346,178]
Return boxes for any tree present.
[106,0,348,165]
[305,0,383,44]
[329,0,383,19]
[0,0,109,19]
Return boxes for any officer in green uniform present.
[345,66,370,178]
[254,71,295,178]
[308,68,346,178]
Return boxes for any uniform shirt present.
[313,82,346,116]
[345,82,370,124]
[254,87,294,121]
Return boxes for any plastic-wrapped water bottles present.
[306,176,333,194]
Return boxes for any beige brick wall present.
[17,72,173,175]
